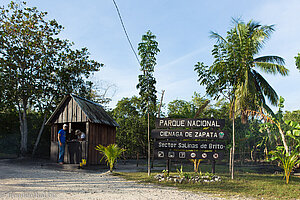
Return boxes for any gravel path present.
[0,159,236,200]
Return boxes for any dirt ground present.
[0,158,243,200]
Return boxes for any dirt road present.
[0,159,227,200]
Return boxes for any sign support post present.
[147,112,150,176]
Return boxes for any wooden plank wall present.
[88,123,116,165]
[50,142,58,162]
[54,97,88,124]
[51,125,58,142]
[50,124,59,161]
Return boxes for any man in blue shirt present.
[58,124,68,164]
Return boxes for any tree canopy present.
[195,19,289,121]
[136,30,160,115]
[295,53,300,71]
[0,1,102,154]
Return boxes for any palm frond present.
[254,61,288,76]
[250,25,274,53]
[231,17,243,25]
[209,31,227,44]
[95,144,125,172]
[252,69,278,106]
[255,55,285,65]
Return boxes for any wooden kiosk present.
[46,94,118,165]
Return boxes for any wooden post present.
[147,112,151,176]
[136,152,139,167]
[166,159,170,174]
[212,150,216,174]
[151,138,155,168]
[212,159,216,174]
[85,122,89,165]
[152,90,165,169]
[229,147,232,173]
[231,108,235,179]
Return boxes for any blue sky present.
[3,0,300,111]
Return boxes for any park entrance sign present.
[151,129,228,140]
[151,118,227,161]
[155,118,225,128]
[154,150,224,160]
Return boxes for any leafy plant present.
[190,159,202,173]
[162,169,169,177]
[285,120,300,150]
[95,144,125,172]
[184,173,191,179]
[269,147,300,184]
[176,165,184,178]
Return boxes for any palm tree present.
[211,19,288,118]
[95,144,125,172]
[209,19,289,178]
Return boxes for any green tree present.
[195,19,288,178]
[136,30,160,114]
[136,30,159,175]
[284,110,300,124]
[0,1,102,155]
[167,100,196,118]
[167,92,212,118]
[295,53,300,70]
[245,97,291,154]
[112,96,148,156]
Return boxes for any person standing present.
[58,124,68,164]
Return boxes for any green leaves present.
[0,1,102,110]
[136,30,159,114]
[95,144,125,172]
[269,147,300,184]
[0,1,103,153]
[195,18,288,123]
[295,53,300,70]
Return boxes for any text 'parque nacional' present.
[155,118,225,128]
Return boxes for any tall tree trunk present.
[19,101,28,156]
[229,147,232,173]
[278,125,289,155]
[147,111,150,176]
[231,103,235,179]
[32,113,47,157]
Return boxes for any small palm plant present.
[269,147,300,184]
[190,159,202,173]
[95,144,125,172]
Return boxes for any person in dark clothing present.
[58,124,68,164]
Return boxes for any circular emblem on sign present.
[190,152,196,158]
[213,153,219,159]
[219,132,224,138]
[201,153,207,158]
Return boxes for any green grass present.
[115,168,300,200]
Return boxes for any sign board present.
[154,150,224,160]
[154,141,225,150]
[151,129,228,140]
[155,118,225,129]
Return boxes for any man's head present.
[63,124,68,131]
